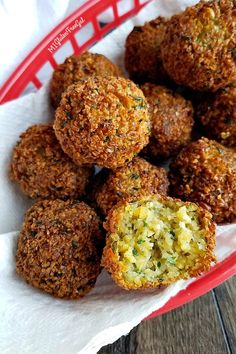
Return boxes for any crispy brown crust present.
[90,157,169,216]
[50,52,123,108]
[125,17,169,84]
[16,199,104,299]
[198,86,236,148]
[140,83,194,160]
[102,194,216,290]
[53,76,151,169]
[169,137,236,224]
[161,0,236,91]
[10,124,93,199]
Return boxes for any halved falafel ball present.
[169,137,236,224]
[125,17,169,84]
[90,157,169,216]
[141,83,194,160]
[16,199,103,299]
[161,0,236,91]
[198,86,236,148]
[102,195,216,290]
[10,124,93,199]
[50,51,123,108]
[54,76,151,169]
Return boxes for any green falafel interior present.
[103,196,216,289]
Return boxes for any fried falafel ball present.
[50,51,123,108]
[125,17,169,84]
[102,194,216,290]
[141,83,194,160]
[161,0,236,91]
[197,86,236,148]
[16,199,104,299]
[54,76,151,169]
[10,124,93,199]
[90,157,169,216]
[169,138,236,224]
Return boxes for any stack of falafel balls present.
[10,0,235,298]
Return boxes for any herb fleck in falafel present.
[169,137,236,224]
[161,0,236,91]
[54,76,151,169]
[141,83,193,160]
[10,124,93,200]
[16,199,103,299]
[102,194,216,290]
[50,51,123,108]
[90,157,169,216]
[125,17,169,84]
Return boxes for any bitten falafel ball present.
[102,194,216,290]
[54,76,151,169]
[10,124,93,199]
[90,157,169,216]
[198,86,236,148]
[50,52,123,108]
[169,138,236,224]
[141,83,194,160]
[125,17,169,84]
[161,0,236,91]
[16,199,103,299]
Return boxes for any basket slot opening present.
[117,0,134,16]
[53,41,74,64]
[97,7,115,28]
[74,22,95,47]
[36,62,54,84]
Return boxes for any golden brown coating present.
[169,137,236,224]
[10,124,93,199]
[141,83,194,160]
[198,86,236,148]
[102,194,216,290]
[161,0,236,91]
[125,17,169,84]
[50,52,123,108]
[16,199,104,299]
[54,76,151,169]
[90,157,169,216]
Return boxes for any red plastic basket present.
[0,0,235,319]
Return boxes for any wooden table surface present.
[99,276,236,354]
